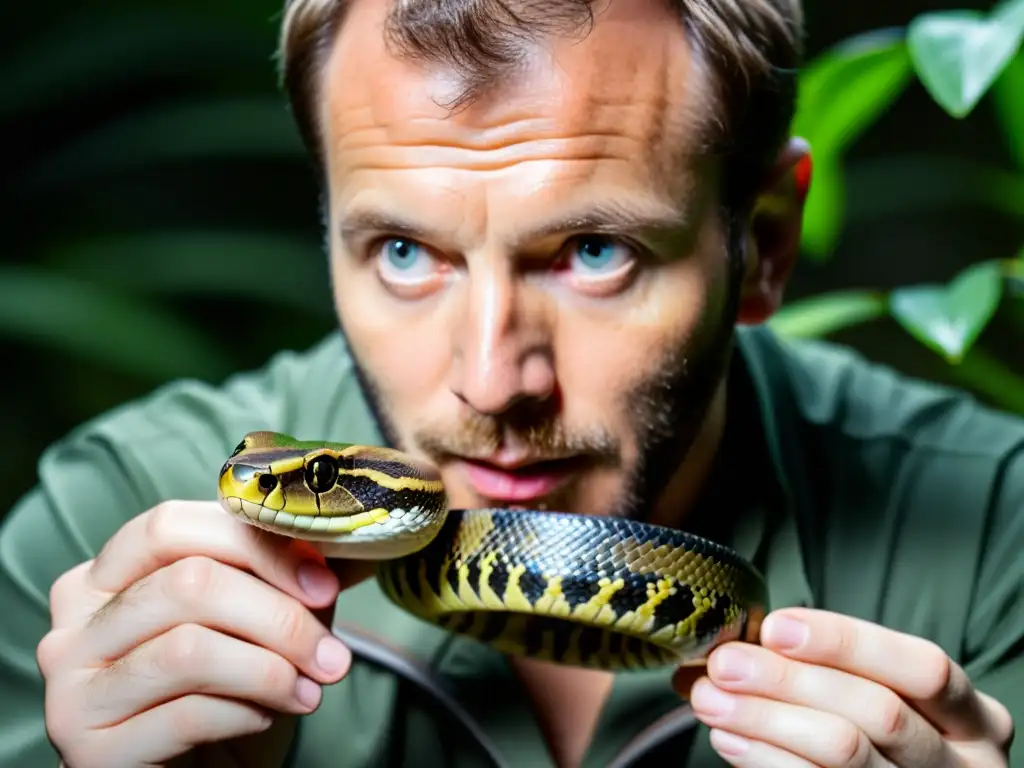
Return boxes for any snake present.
[217,430,768,671]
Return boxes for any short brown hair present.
[279,0,804,210]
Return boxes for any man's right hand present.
[36,500,369,768]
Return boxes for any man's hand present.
[672,608,1015,767]
[36,500,373,768]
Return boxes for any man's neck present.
[647,377,730,530]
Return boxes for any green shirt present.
[2,325,1023,767]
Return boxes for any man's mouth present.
[456,456,586,505]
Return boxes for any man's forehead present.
[319,0,711,158]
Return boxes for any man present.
[0,0,1020,765]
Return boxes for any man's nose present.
[448,270,555,416]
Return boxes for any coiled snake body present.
[217,431,767,670]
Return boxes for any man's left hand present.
[672,608,1015,767]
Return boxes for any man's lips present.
[457,457,583,503]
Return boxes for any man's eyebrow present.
[339,211,434,241]
[523,201,687,240]
[338,200,687,245]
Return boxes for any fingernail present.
[692,679,735,717]
[316,635,351,676]
[713,647,754,682]
[298,561,340,601]
[763,615,808,650]
[710,729,749,757]
[295,675,322,711]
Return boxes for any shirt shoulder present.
[0,334,389,766]
[741,327,1024,670]
[47,331,376,531]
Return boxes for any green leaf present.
[769,290,889,338]
[798,155,846,259]
[992,52,1024,167]
[24,98,304,190]
[889,262,1005,363]
[0,266,233,382]
[791,30,913,259]
[792,30,913,158]
[43,231,333,315]
[907,0,1024,118]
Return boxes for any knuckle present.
[168,698,205,742]
[260,655,298,697]
[48,564,87,620]
[831,619,857,660]
[157,624,207,677]
[36,630,68,677]
[274,600,311,649]
[984,693,1015,748]
[166,556,219,606]
[145,501,180,544]
[916,641,954,701]
[831,722,869,766]
[873,690,910,740]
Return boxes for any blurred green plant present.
[770,0,1024,412]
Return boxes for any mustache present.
[413,411,620,462]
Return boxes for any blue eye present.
[384,239,421,270]
[570,236,629,272]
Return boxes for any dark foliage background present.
[1,0,1022,519]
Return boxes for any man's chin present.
[445,487,621,518]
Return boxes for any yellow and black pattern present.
[376,508,768,670]
[216,432,449,558]
[217,433,768,669]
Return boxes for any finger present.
[82,555,352,685]
[290,537,375,594]
[760,609,996,741]
[86,501,342,609]
[89,623,324,725]
[94,693,272,768]
[700,642,954,766]
[708,728,819,768]
[49,560,102,629]
[690,677,898,768]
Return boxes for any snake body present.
[218,430,767,670]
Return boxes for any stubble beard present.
[338,215,744,523]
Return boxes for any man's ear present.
[736,137,812,326]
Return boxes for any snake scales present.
[217,430,767,670]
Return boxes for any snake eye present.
[258,473,278,492]
[305,456,339,493]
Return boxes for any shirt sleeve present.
[0,434,151,767]
[0,335,356,767]
[960,444,1024,765]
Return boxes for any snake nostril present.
[258,474,278,492]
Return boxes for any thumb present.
[287,539,375,628]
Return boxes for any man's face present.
[319,0,745,520]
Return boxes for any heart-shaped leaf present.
[889,261,1005,363]
[769,290,888,339]
[908,0,1024,118]
[792,31,913,259]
